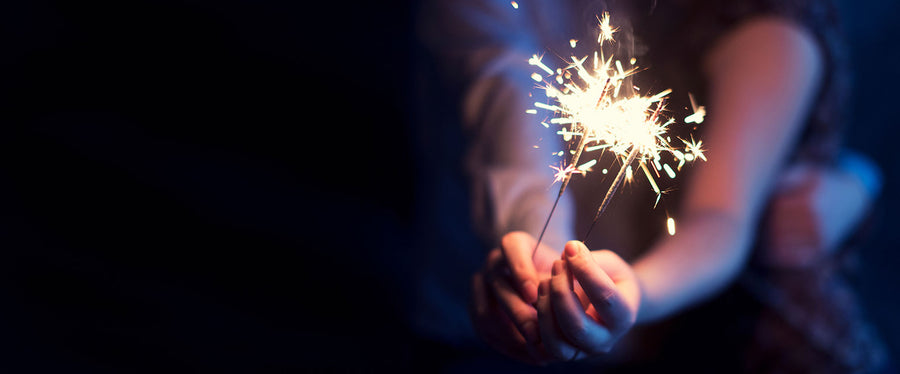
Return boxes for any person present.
[414,0,886,371]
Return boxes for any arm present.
[418,0,576,251]
[633,17,824,322]
[534,17,828,361]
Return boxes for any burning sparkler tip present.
[528,10,705,245]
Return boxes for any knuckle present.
[510,303,537,323]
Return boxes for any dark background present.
[0,0,896,372]
[0,1,417,371]
[837,0,900,368]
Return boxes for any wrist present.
[632,212,750,323]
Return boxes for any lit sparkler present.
[528,11,706,255]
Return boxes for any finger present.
[485,247,544,351]
[501,231,540,304]
[589,249,642,322]
[532,242,560,276]
[471,273,535,363]
[484,248,504,273]
[482,313,533,363]
[536,279,580,361]
[550,260,614,353]
[487,268,540,345]
[478,315,534,363]
[563,241,633,333]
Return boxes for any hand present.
[470,231,559,364]
[535,241,640,361]
[762,162,873,268]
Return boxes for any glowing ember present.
[683,136,707,161]
[685,93,707,124]
[597,12,617,44]
[550,162,586,184]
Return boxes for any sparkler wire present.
[531,79,611,258]
[532,129,587,258]
[582,147,638,242]
[583,99,664,242]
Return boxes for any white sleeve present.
[417,0,575,251]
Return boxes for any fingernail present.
[564,243,578,258]
[551,260,562,276]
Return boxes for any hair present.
[583,0,849,164]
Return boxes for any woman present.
[416,0,885,371]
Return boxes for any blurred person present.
[414,0,886,371]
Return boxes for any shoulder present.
[704,17,823,85]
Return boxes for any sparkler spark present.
[527,11,707,253]
[685,93,707,124]
[550,162,586,184]
[597,12,617,44]
[683,136,707,161]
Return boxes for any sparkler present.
[528,11,706,256]
[532,78,610,253]
[583,98,664,240]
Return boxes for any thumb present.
[563,241,630,332]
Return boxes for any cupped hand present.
[470,231,560,364]
[535,240,640,361]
